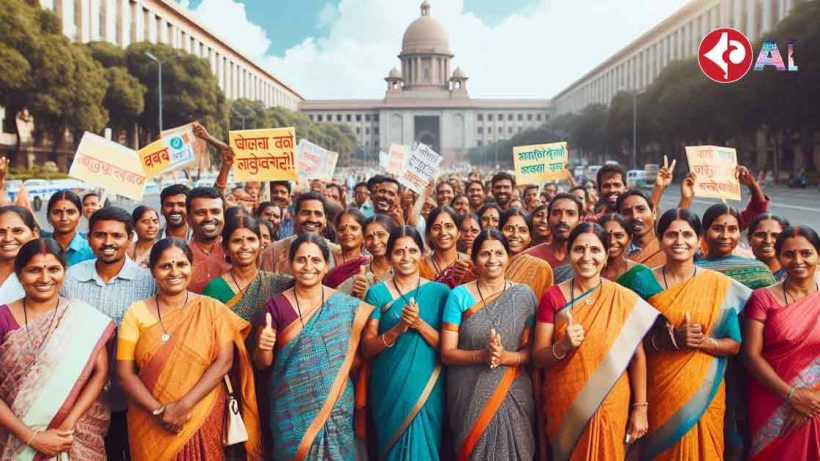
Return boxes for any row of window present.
[477,113,544,122]
[477,126,529,135]
[310,114,380,123]
[355,127,379,135]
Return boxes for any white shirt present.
[0,274,24,306]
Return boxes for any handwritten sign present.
[69,132,146,201]
[399,142,443,194]
[512,142,569,184]
[162,122,208,170]
[386,144,410,175]
[685,145,741,201]
[139,126,196,178]
[229,127,298,181]
[298,139,337,181]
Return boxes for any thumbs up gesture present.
[258,313,277,352]
[562,312,585,349]
[487,328,505,368]
[400,297,421,330]
[351,265,370,300]
[675,311,704,350]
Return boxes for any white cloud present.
[181,0,690,99]
[316,2,340,30]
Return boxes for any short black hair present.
[524,184,539,193]
[294,191,327,215]
[547,192,584,215]
[616,189,655,213]
[491,171,516,188]
[379,177,401,192]
[270,181,292,194]
[186,187,224,213]
[747,214,790,240]
[89,206,134,236]
[596,164,626,188]
[465,180,484,192]
[436,181,454,192]
[131,205,158,225]
[775,225,820,257]
[160,184,190,206]
[15,238,67,275]
[222,211,261,245]
[82,191,100,203]
[471,229,510,262]
[326,183,343,195]
[367,174,388,192]
[0,205,40,233]
[354,182,368,191]
[569,186,589,202]
[255,201,276,218]
[702,203,740,231]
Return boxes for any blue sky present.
[176,0,690,99]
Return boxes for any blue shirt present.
[43,231,95,267]
[359,202,374,218]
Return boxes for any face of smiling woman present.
[151,246,193,296]
[337,213,363,252]
[291,242,328,289]
[602,220,631,261]
[705,213,740,258]
[390,236,422,277]
[429,212,459,252]
[501,215,531,256]
[660,219,699,263]
[474,238,509,280]
[227,227,260,268]
[569,232,607,279]
[19,253,65,303]
[0,211,39,262]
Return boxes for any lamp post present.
[231,108,254,130]
[144,52,165,133]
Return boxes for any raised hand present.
[351,265,370,299]
[562,312,585,349]
[219,146,235,166]
[30,429,74,457]
[192,122,209,140]
[736,165,757,187]
[680,172,697,201]
[0,156,9,181]
[656,155,677,188]
[258,313,277,352]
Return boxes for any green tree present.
[86,42,145,145]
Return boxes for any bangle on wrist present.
[551,343,567,360]
[25,429,41,448]
[666,323,680,350]
[631,402,649,408]
[787,386,796,401]
[152,405,166,416]
[381,333,395,348]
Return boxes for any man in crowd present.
[523,184,541,212]
[466,180,486,211]
[62,206,156,461]
[326,183,343,207]
[491,172,516,211]
[617,189,665,267]
[526,193,583,283]
[372,176,405,225]
[260,191,340,274]
[596,164,628,214]
[543,182,558,203]
[353,181,373,217]
[271,180,294,239]
[186,186,230,293]
[160,184,191,240]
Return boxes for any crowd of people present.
[0,152,817,461]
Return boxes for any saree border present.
[462,290,504,321]
[293,301,373,461]
[276,295,327,348]
[457,366,522,461]
[382,363,443,454]
[549,300,658,460]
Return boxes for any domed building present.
[300,2,553,165]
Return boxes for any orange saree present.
[629,236,666,268]
[123,297,262,461]
[506,253,554,300]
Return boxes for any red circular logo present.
[698,28,753,83]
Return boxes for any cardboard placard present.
[399,142,442,194]
[139,125,196,178]
[69,132,146,201]
[229,127,298,181]
[512,142,569,184]
[684,145,741,201]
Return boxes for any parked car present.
[627,170,652,189]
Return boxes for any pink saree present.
[746,289,820,461]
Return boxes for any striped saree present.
[268,292,372,461]
[364,281,449,460]
[444,284,537,461]
[747,289,820,460]
[0,301,115,460]
[643,270,751,460]
[202,271,294,322]
[543,283,658,460]
[696,254,776,289]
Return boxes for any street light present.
[144,52,165,132]
[632,89,646,171]
[231,108,255,130]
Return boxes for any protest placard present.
[139,125,196,178]
[512,142,569,184]
[386,144,410,175]
[684,145,741,201]
[399,142,443,194]
[298,139,337,181]
[379,151,389,170]
[161,122,208,170]
[229,127,298,181]
[69,132,146,201]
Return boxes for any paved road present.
[34,184,820,235]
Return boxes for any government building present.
[299,2,553,165]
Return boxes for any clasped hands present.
[154,400,193,434]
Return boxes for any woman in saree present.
[696,204,776,289]
[0,238,114,460]
[531,204,551,247]
[419,206,476,289]
[642,208,752,460]
[128,205,160,268]
[361,226,449,460]
[744,226,820,460]
[0,206,39,305]
[203,212,293,322]
[45,191,94,266]
[451,195,471,217]
[598,213,662,300]
[117,237,262,461]
[254,234,373,460]
[499,208,554,300]
[325,208,370,292]
[533,223,657,460]
[332,214,396,300]
[747,214,790,282]
[441,229,537,460]
[458,212,481,257]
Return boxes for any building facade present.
[300,2,553,165]
[552,0,802,115]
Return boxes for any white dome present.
[401,2,450,55]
